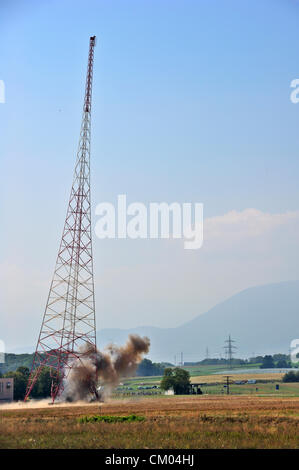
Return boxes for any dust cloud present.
[62,334,150,402]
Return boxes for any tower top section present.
[84,36,96,113]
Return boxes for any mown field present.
[1,395,299,448]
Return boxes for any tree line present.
[185,353,294,368]
[0,357,169,400]
[0,366,51,401]
[259,354,292,369]
[283,371,299,383]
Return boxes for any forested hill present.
[0,353,33,375]
[0,354,168,377]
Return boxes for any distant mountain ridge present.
[97,281,299,362]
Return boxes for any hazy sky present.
[1,0,299,351]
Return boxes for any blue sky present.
[1,0,299,353]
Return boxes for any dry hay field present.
[1,395,299,449]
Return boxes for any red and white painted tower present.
[25,36,97,402]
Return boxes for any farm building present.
[0,378,14,402]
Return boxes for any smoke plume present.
[62,335,150,402]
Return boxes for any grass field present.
[124,363,263,384]
[120,369,299,398]
[123,364,291,391]
[1,395,299,448]
[197,382,299,396]
[184,363,262,376]
[191,372,285,383]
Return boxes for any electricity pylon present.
[224,334,237,369]
[25,36,97,403]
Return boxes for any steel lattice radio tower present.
[25,36,97,403]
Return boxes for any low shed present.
[0,378,14,402]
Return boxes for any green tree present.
[173,368,191,394]
[260,355,275,369]
[16,366,30,377]
[283,371,299,383]
[137,358,165,376]
[3,365,52,400]
[35,368,52,398]
[273,354,289,363]
[276,359,290,368]
[160,368,175,391]
[160,367,190,394]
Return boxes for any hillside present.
[97,281,299,362]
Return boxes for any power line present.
[223,375,233,395]
[224,334,237,369]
